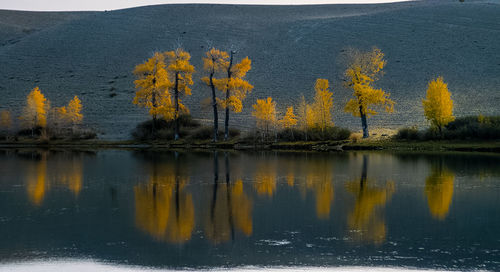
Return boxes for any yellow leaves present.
[232,56,251,78]
[312,78,334,130]
[133,52,173,120]
[425,167,455,220]
[252,97,276,130]
[67,96,83,125]
[279,106,298,129]
[202,48,229,73]
[344,48,394,119]
[0,110,12,129]
[422,76,455,131]
[22,87,50,128]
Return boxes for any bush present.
[132,114,200,140]
[189,126,240,141]
[395,126,420,140]
[277,126,351,142]
[396,116,500,141]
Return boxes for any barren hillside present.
[0,0,499,139]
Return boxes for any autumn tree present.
[0,110,12,132]
[61,96,84,133]
[280,106,298,129]
[21,87,50,136]
[133,52,173,134]
[344,47,394,138]
[297,95,315,141]
[311,78,334,132]
[252,97,276,140]
[165,48,195,140]
[215,52,253,140]
[422,76,455,135]
[201,48,229,142]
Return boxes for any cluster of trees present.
[133,47,252,141]
[0,87,84,139]
[133,46,400,142]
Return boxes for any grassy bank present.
[1,138,500,153]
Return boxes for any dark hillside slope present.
[0,0,499,139]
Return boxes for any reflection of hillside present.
[25,151,85,206]
[425,167,455,220]
[206,153,252,244]
[345,155,394,245]
[134,155,194,244]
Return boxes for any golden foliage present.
[312,78,334,130]
[344,48,394,118]
[305,159,335,219]
[134,164,194,244]
[0,110,12,129]
[205,180,253,243]
[133,52,174,120]
[280,106,298,129]
[425,167,454,220]
[297,95,315,130]
[67,96,83,125]
[21,87,50,128]
[422,76,455,131]
[252,97,277,132]
[345,177,395,244]
[216,56,254,113]
[202,48,229,74]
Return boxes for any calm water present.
[0,149,499,270]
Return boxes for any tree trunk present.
[224,51,234,141]
[174,72,180,141]
[359,106,369,138]
[210,72,218,142]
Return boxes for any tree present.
[214,52,253,140]
[201,48,229,142]
[21,87,50,136]
[280,106,298,129]
[133,52,173,134]
[422,76,455,135]
[344,47,394,138]
[252,97,276,140]
[297,95,315,141]
[65,96,83,132]
[165,48,195,140]
[311,78,334,132]
[0,110,12,131]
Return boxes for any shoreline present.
[1,139,500,153]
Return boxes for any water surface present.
[0,149,499,270]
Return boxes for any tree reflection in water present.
[134,152,194,243]
[425,162,455,220]
[205,152,252,244]
[345,155,394,245]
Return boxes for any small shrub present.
[131,114,200,140]
[277,126,351,142]
[395,126,420,140]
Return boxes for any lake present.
[0,149,499,271]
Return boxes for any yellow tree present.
[21,87,50,136]
[0,110,12,132]
[65,96,83,132]
[297,95,315,141]
[344,47,394,138]
[252,97,276,140]
[311,78,334,132]
[133,52,173,133]
[280,106,298,129]
[422,76,455,135]
[201,48,229,142]
[214,52,253,140]
[165,48,195,140]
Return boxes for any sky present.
[0,0,412,12]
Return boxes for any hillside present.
[0,0,499,139]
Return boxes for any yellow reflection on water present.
[26,151,84,206]
[254,160,277,197]
[134,160,194,244]
[345,155,394,245]
[425,167,455,220]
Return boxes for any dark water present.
[0,149,499,270]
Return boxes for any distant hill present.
[1,0,499,139]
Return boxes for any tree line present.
[132,46,455,142]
